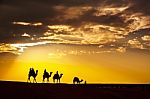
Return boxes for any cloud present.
[21,33,31,37]
[127,0,150,15]
[0,0,150,53]
[116,47,126,53]
[0,43,19,54]
[142,36,150,41]
[13,22,42,26]
[128,39,145,49]
[48,25,74,33]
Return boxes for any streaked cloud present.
[48,25,74,33]
[142,36,150,41]
[0,43,19,54]
[128,39,144,49]
[94,6,129,16]
[12,22,43,26]
[116,47,126,53]
[21,33,31,37]
[9,41,52,54]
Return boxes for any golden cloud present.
[12,22,43,26]
[142,36,150,41]
[94,6,129,16]
[128,39,144,49]
[0,43,19,54]
[21,33,31,37]
[116,47,126,53]
[48,25,74,33]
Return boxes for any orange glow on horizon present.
[2,45,150,84]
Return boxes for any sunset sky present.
[0,0,150,84]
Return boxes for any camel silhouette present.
[73,77,83,84]
[43,70,53,82]
[53,73,63,83]
[27,68,38,83]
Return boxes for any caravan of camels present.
[27,68,85,84]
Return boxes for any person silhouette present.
[44,69,46,74]
[27,68,38,83]
[29,68,32,72]
[31,68,35,75]
[56,71,58,75]
[29,68,32,75]
[53,71,63,83]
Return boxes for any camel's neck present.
[59,75,62,78]
[79,80,82,82]
[49,73,52,77]
[35,72,38,76]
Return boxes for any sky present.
[0,0,150,84]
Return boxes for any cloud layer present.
[0,0,150,54]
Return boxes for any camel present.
[53,73,63,83]
[43,71,53,82]
[27,69,38,83]
[73,77,83,84]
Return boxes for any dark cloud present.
[115,28,150,50]
[128,0,150,15]
[81,12,127,27]
[120,28,150,42]
[50,8,129,27]
[0,52,18,58]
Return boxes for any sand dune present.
[0,81,149,99]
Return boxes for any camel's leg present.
[27,78,29,83]
[33,77,35,83]
[35,78,37,83]
[47,78,49,82]
[27,76,31,83]
[27,75,29,83]
[43,77,45,82]
[53,79,55,83]
[34,78,37,83]
[27,77,29,83]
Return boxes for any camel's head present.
[36,70,38,73]
[80,79,83,82]
[60,73,63,75]
[60,73,63,77]
[50,72,53,75]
